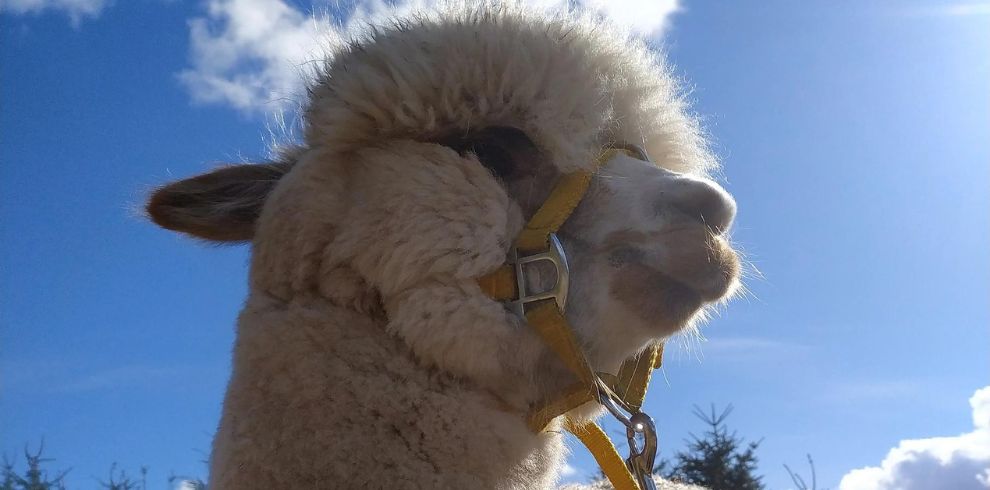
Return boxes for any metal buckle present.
[595,378,659,490]
[506,233,570,317]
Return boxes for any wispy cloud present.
[822,379,924,403]
[0,0,111,25]
[839,385,990,490]
[55,364,189,393]
[177,0,680,115]
[903,1,990,17]
[2,359,201,394]
[668,335,807,364]
[699,336,800,354]
[940,2,990,15]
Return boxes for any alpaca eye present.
[471,141,516,179]
[439,126,535,180]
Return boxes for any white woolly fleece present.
[203,3,719,489]
[305,2,714,177]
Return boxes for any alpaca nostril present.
[666,177,736,234]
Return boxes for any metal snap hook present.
[625,412,658,490]
[593,377,659,490]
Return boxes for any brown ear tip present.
[144,159,296,242]
[145,186,180,231]
[145,184,254,242]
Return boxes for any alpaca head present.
[434,126,738,369]
[147,5,739,404]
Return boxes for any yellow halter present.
[477,146,664,490]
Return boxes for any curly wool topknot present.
[304,2,715,176]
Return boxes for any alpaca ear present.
[147,161,293,242]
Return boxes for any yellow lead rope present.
[567,420,640,490]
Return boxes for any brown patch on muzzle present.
[658,230,739,301]
[607,227,739,328]
[610,266,704,329]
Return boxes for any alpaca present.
[146,4,739,489]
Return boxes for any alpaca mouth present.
[609,228,740,302]
[663,234,739,302]
[608,232,739,328]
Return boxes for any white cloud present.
[0,0,110,24]
[172,479,206,490]
[177,0,329,114]
[839,385,990,490]
[558,460,595,486]
[582,0,678,37]
[177,0,680,115]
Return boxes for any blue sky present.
[2,1,988,489]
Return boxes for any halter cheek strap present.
[477,148,664,490]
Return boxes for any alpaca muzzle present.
[477,144,663,490]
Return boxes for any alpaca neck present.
[208,290,566,489]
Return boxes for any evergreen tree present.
[785,454,823,490]
[659,404,764,490]
[2,444,207,490]
[1,442,68,490]
[1,459,17,490]
[97,464,145,490]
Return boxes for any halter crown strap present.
[514,168,594,253]
[476,147,664,490]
